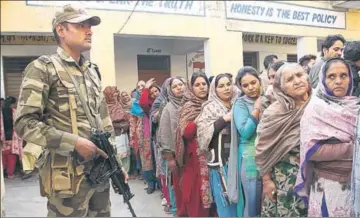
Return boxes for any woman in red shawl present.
[103,86,131,172]
[138,78,161,194]
[173,72,212,216]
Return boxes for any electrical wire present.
[117,0,140,34]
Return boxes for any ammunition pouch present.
[36,150,85,199]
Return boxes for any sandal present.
[164,206,171,214]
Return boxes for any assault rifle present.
[88,130,136,217]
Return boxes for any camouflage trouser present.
[47,179,111,217]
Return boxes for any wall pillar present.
[204,31,243,78]
[90,31,116,89]
[296,36,318,61]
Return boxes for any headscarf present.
[103,86,129,123]
[175,81,208,167]
[130,89,144,117]
[167,77,185,109]
[150,78,172,123]
[293,58,360,211]
[119,91,132,113]
[255,63,312,176]
[196,74,238,153]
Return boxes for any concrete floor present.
[3,175,172,217]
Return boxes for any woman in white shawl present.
[196,74,238,217]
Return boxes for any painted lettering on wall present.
[0,35,56,45]
[242,34,297,46]
[226,1,346,29]
[147,48,162,53]
[27,1,205,16]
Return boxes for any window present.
[137,55,170,71]
[243,52,258,70]
[3,56,38,99]
[287,54,298,63]
[3,56,38,73]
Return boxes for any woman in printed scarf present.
[228,67,263,217]
[158,76,186,216]
[139,78,161,194]
[255,63,311,217]
[103,86,131,172]
[196,74,238,217]
[173,72,212,217]
[1,96,22,179]
[149,78,172,213]
[119,91,132,113]
[294,58,360,217]
[118,90,137,177]
[129,80,145,180]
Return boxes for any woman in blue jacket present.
[228,66,262,217]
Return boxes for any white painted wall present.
[243,43,297,72]
[114,36,204,92]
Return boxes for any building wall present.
[1,1,360,89]
[114,37,203,92]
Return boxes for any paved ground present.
[3,175,172,217]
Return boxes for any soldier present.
[14,4,128,217]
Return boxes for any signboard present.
[27,1,205,16]
[226,1,346,29]
[243,33,297,46]
[1,35,57,45]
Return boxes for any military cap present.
[52,4,101,30]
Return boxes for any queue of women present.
[103,57,360,217]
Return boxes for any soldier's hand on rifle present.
[75,137,108,161]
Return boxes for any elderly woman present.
[174,72,211,217]
[158,76,186,215]
[228,67,262,217]
[196,74,238,217]
[294,58,360,217]
[255,63,311,217]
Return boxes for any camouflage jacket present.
[15,47,119,165]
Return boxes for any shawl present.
[167,77,184,109]
[150,78,171,124]
[130,89,144,117]
[150,78,171,178]
[119,91,132,113]
[228,95,256,204]
[158,77,185,154]
[103,86,129,122]
[196,75,238,153]
[352,118,360,217]
[255,64,311,176]
[293,59,360,209]
[175,82,208,167]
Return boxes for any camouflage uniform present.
[14,6,119,217]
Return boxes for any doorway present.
[137,55,171,85]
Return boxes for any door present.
[243,52,259,71]
[137,55,171,85]
[3,56,38,100]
